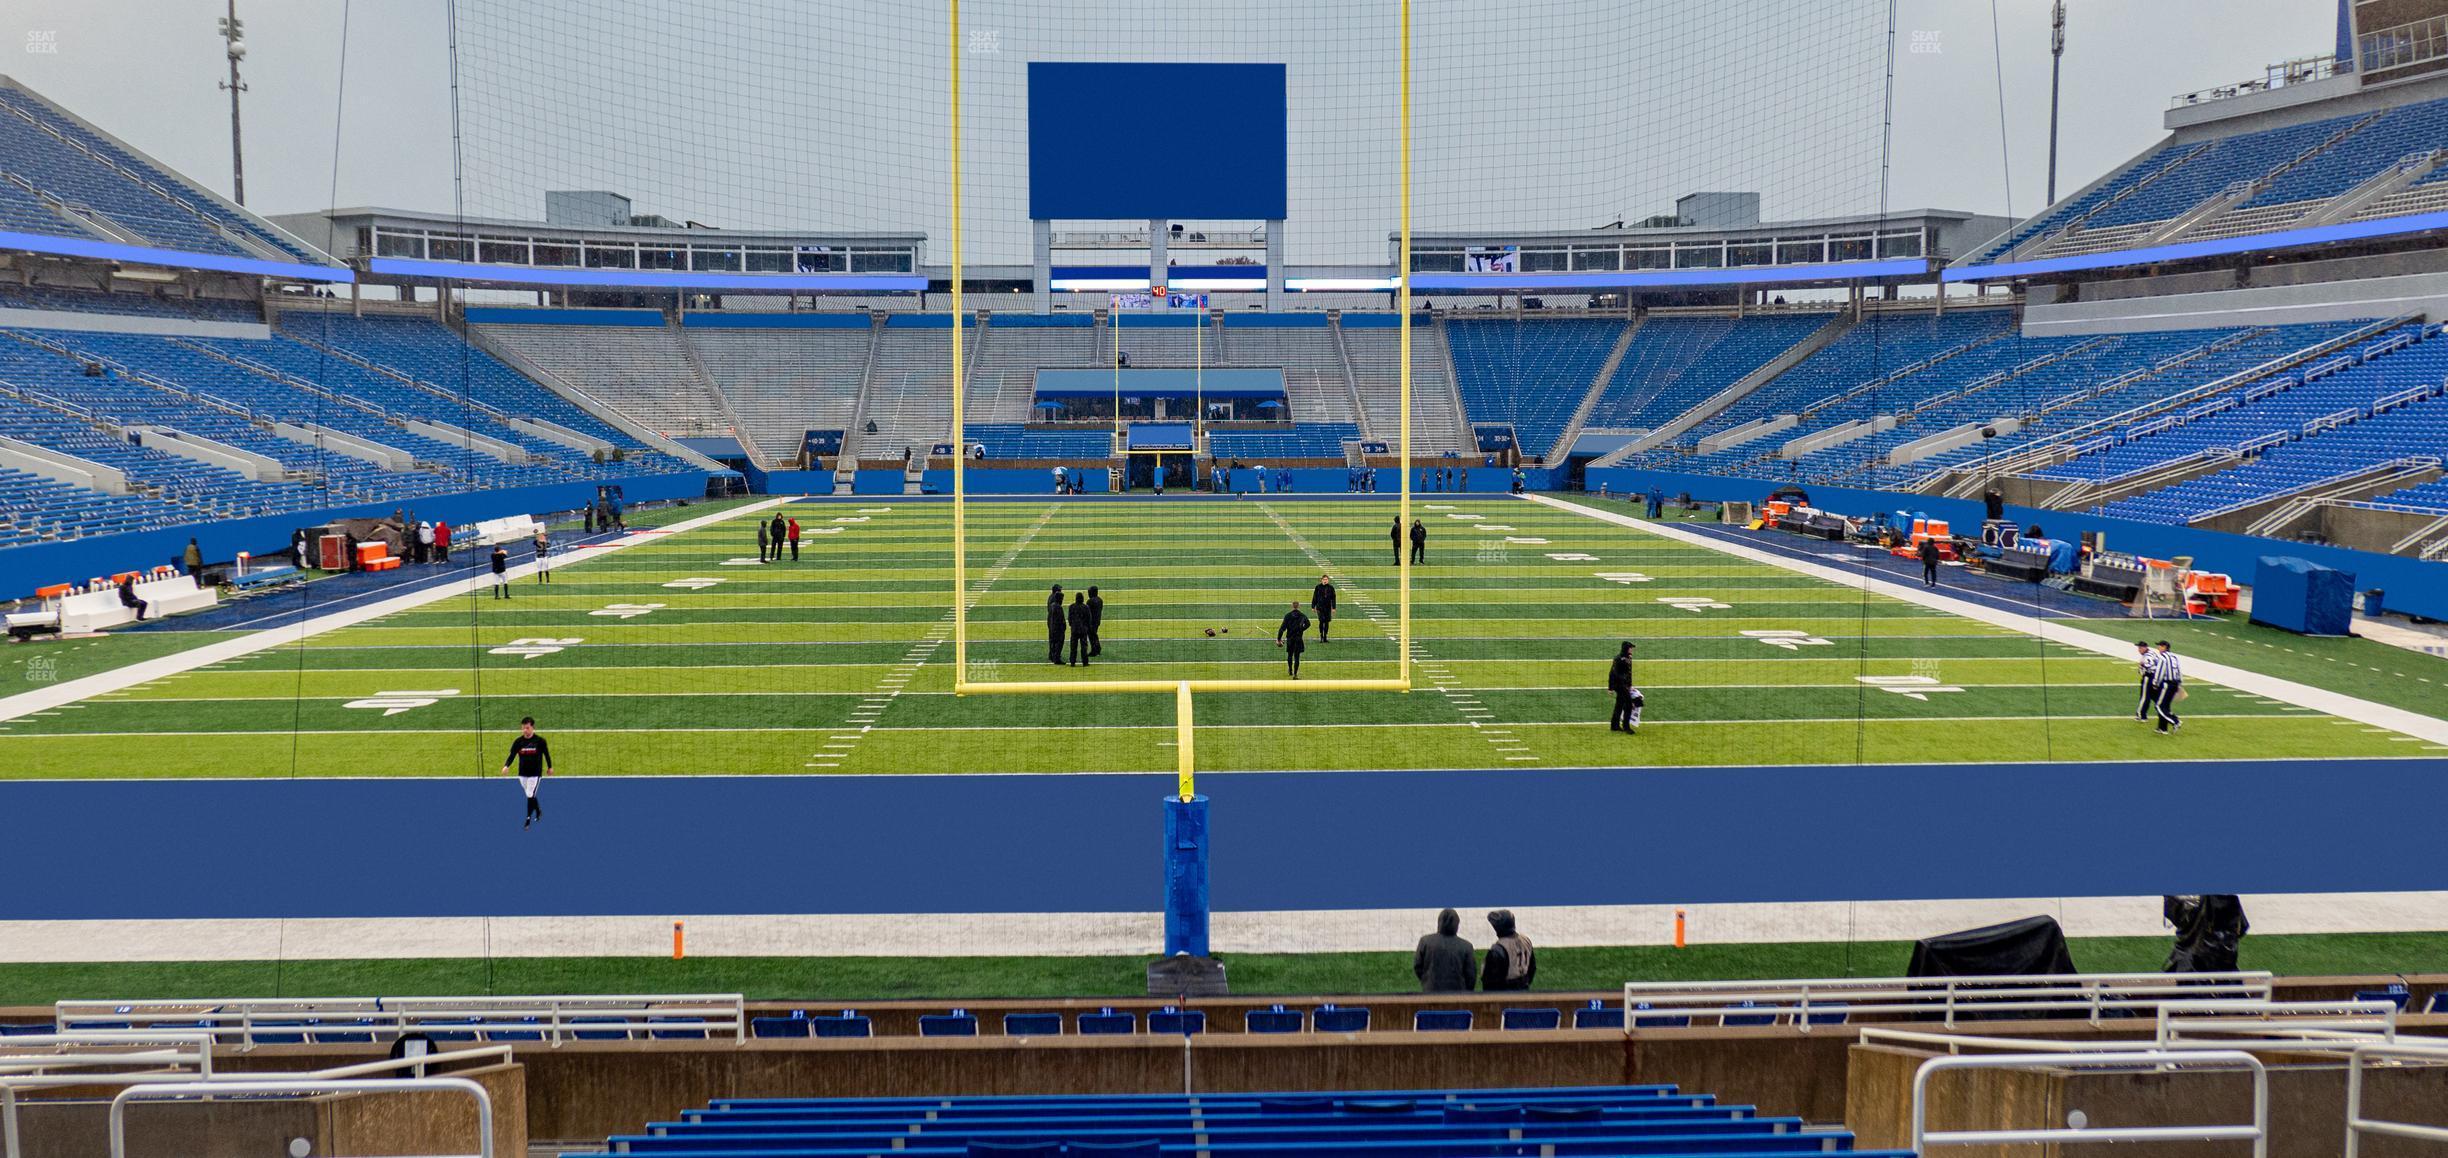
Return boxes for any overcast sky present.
[2,0,2338,262]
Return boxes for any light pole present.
[217,0,248,205]
[2045,0,2065,205]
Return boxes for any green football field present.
[0,495,2428,779]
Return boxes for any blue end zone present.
[4,759,2439,920]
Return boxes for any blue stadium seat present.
[485,1017,543,1042]
[1501,1007,1562,1031]
[2426,991,2448,1014]
[811,1011,872,1039]
[1630,1002,1690,1029]
[750,1014,811,1039]
[0,1023,57,1036]
[2355,985,2412,1010]
[648,1016,709,1040]
[1245,1006,1304,1034]
[919,1011,980,1037]
[1077,1008,1136,1036]
[1720,1001,1776,1027]
[420,1017,480,1043]
[1572,1002,1625,1030]
[1146,1007,1205,1035]
[570,1016,630,1041]
[1312,1005,1371,1033]
[1003,1012,1063,1036]
[1412,1010,1473,1032]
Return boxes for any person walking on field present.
[1275,600,1311,678]
[500,715,553,829]
[490,544,511,598]
[1607,640,1641,733]
[1918,535,1942,588]
[787,517,801,561]
[1085,585,1104,657]
[1310,575,1337,643]
[1067,593,1093,666]
[2133,640,2157,722]
[1409,518,1427,564]
[2146,640,2184,735]
[1413,908,1475,993]
[1045,584,1067,665]
[1481,910,1536,991]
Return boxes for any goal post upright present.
[1396,0,1413,689]
[948,0,969,688]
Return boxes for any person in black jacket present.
[768,512,787,562]
[1413,908,1475,992]
[500,716,553,829]
[1984,488,2006,523]
[1067,593,1093,666]
[1409,519,1427,564]
[1085,586,1104,657]
[490,545,511,599]
[1275,601,1310,678]
[1310,576,1337,643]
[756,519,770,562]
[1045,584,1066,665]
[1917,536,1942,588]
[116,575,148,621]
[1607,641,1641,733]
[1481,910,1536,991]
[1390,517,1403,565]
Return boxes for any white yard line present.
[0,890,2439,962]
[0,499,793,725]
[1525,493,2448,744]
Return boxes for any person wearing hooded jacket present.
[1481,910,1536,991]
[1045,584,1067,665]
[1413,908,1475,992]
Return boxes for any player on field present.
[1310,575,1337,643]
[2146,641,2184,734]
[1607,641,1641,733]
[532,526,552,583]
[489,545,511,599]
[1275,600,1311,678]
[501,716,553,829]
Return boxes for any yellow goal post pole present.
[1396,0,1413,689]
[949,0,969,687]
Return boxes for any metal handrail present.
[1622,971,2271,1030]
[57,994,747,1049]
[2345,1041,2448,1156]
[109,1077,492,1158]
[1912,1049,2266,1156]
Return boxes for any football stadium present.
[1,0,2447,1154]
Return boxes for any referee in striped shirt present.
[2144,641,2184,734]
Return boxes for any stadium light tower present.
[216,0,249,206]
[2045,0,2065,205]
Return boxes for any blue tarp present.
[2250,555,2356,636]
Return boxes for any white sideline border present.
[0,498,791,725]
[1524,493,2448,745]
[0,891,2439,962]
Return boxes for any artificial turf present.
[0,932,2436,1006]
[0,495,2430,777]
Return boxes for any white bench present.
[464,515,541,547]
[58,574,217,632]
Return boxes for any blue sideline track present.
[3,758,2441,921]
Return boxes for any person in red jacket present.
[434,520,452,563]
[787,517,801,561]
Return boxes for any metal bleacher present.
[597,1085,1889,1158]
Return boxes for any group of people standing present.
[1391,518,1426,564]
[755,512,803,562]
[2136,639,2185,734]
[1272,576,1340,678]
[402,516,451,565]
[1048,584,1105,665]
[1413,908,1538,992]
